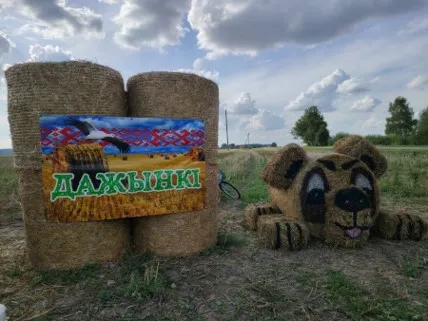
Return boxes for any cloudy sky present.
[1,0,428,148]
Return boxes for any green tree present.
[291,106,330,146]
[330,132,351,145]
[270,142,277,147]
[385,97,418,138]
[413,107,428,145]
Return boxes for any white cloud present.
[285,69,350,112]
[192,58,204,70]
[113,0,191,50]
[28,44,74,62]
[369,76,381,83]
[2,63,12,71]
[350,96,382,112]
[98,0,121,4]
[406,75,428,89]
[0,75,6,101]
[174,68,219,82]
[0,0,16,12]
[244,109,285,131]
[400,17,428,35]
[187,0,428,59]
[226,92,258,115]
[0,31,14,59]
[362,113,385,128]
[336,78,369,94]
[17,0,104,40]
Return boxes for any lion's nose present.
[335,187,369,212]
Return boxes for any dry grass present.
[1,149,428,320]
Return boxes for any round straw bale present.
[127,72,219,256]
[333,135,387,178]
[5,61,131,269]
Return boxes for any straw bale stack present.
[127,72,219,256]
[5,61,131,269]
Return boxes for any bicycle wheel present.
[219,181,241,200]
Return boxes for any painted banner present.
[40,115,206,223]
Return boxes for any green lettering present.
[141,171,154,191]
[175,169,194,189]
[153,170,175,191]
[128,171,147,193]
[96,172,127,195]
[190,168,201,188]
[75,173,98,197]
[50,173,76,202]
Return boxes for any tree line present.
[291,96,428,146]
[220,142,277,149]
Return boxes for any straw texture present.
[5,61,131,269]
[127,72,219,256]
[334,135,387,178]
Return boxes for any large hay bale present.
[5,61,131,269]
[127,72,219,256]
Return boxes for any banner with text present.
[40,115,206,222]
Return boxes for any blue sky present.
[1,0,428,148]
[40,115,204,155]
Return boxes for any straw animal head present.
[261,136,387,247]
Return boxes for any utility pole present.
[244,132,250,148]
[225,109,229,149]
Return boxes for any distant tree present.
[229,143,236,149]
[291,106,330,146]
[270,142,277,147]
[385,97,418,139]
[221,143,227,149]
[413,107,428,145]
[331,132,351,144]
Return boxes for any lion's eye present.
[306,173,325,192]
[306,173,326,205]
[355,173,372,191]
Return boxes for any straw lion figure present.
[245,135,428,250]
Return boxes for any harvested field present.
[1,148,428,320]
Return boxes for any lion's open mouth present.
[334,222,371,239]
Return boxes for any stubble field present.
[0,147,427,321]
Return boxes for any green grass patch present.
[325,269,427,321]
[201,231,247,256]
[218,152,269,206]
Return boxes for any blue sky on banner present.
[40,115,205,155]
[40,115,204,131]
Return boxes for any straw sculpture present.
[5,61,131,269]
[245,135,428,250]
[127,72,219,256]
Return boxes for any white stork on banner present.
[66,119,131,153]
